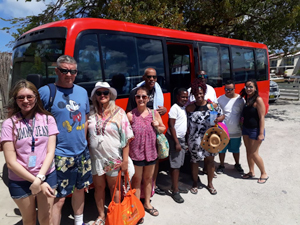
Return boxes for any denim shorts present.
[219,137,241,154]
[55,148,93,197]
[9,170,57,199]
[242,127,265,140]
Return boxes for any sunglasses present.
[96,90,110,96]
[244,86,254,90]
[16,95,36,101]
[135,94,148,100]
[146,75,157,79]
[198,75,208,79]
[225,88,234,91]
[58,68,78,75]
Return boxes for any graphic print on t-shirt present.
[17,125,49,140]
[57,94,83,132]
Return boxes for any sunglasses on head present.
[146,75,157,79]
[58,68,78,75]
[135,94,148,100]
[225,88,234,91]
[96,90,110,96]
[16,95,36,101]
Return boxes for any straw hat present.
[90,82,117,100]
[200,123,230,153]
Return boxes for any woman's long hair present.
[8,79,52,118]
[239,79,259,107]
[91,90,117,116]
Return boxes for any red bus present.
[11,18,270,122]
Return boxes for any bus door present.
[167,42,195,104]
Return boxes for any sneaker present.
[155,186,166,195]
[171,191,184,203]
[216,165,225,174]
[234,164,244,174]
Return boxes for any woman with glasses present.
[88,82,134,225]
[1,80,59,225]
[127,86,165,222]
[240,79,268,184]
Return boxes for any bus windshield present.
[12,39,65,86]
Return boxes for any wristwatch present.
[36,174,46,181]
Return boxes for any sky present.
[0,0,52,52]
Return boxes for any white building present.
[269,52,300,76]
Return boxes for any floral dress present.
[187,103,223,163]
[88,107,134,176]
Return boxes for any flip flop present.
[242,173,255,179]
[190,187,198,194]
[144,207,159,216]
[207,187,217,195]
[257,177,269,184]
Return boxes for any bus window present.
[75,33,102,95]
[167,44,191,103]
[137,38,165,91]
[200,45,222,87]
[12,39,64,86]
[255,49,268,81]
[232,47,255,83]
[220,46,231,83]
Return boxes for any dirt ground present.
[0,98,300,225]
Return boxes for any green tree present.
[1,0,300,52]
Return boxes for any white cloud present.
[0,0,52,19]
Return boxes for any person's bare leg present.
[52,197,65,225]
[142,164,156,210]
[206,156,215,189]
[171,168,180,193]
[37,190,55,225]
[249,139,268,179]
[191,162,199,188]
[219,153,226,167]
[233,153,240,165]
[72,188,85,216]
[14,195,36,225]
[93,175,106,220]
[107,175,118,203]
[131,165,143,199]
[243,135,255,176]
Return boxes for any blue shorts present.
[9,170,57,199]
[219,137,241,154]
[55,148,93,197]
[242,127,265,140]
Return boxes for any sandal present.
[144,207,159,216]
[93,217,105,225]
[242,173,255,179]
[137,218,144,224]
[257,176,269,184]
[190,187,198,194]
[207,187,217,195]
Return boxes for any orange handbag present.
[105,171,145,225]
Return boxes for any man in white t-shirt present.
[187,70,217,104]
[216,80,245,174]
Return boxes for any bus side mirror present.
[27,74,43,89]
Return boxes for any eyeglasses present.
[16,95,36,101]
[244,86,254,90]
[58,68,78,75]
[225,88,234,91]
[198,75,208,79]
[146,75,157,79]
[135,95,148,100]
[96,90,110,96]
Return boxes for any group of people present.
[0,54,268,225]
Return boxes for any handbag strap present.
[111,171,132,202]
[151,110,160,134]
